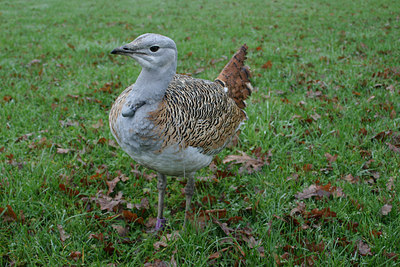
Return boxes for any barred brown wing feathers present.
[149,75,245,155]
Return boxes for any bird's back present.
[148,74,246,156]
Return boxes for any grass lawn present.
[1,0,400,265]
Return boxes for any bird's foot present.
[155,217,167,231]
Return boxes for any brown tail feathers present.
[215,44,252,109]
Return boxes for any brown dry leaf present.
[295,183,345,200]
[3,95,13,102]
[112,224,129,237]
[342,174,359,184]
[69,251,82,261]
[0,205,18,222]
[357,240,373,256]
[208,247,230,260]
[386,142,400,154]
[129,197,150,210]
[145,217,157,228]
[372,130,392,142]
[290,202,306,216]
[122,210,144,224]
[56,148,74,154]
[201,194,217,205]
[303,164,313,172]
[89,232,104,241]
[59,183,80,197]
[286,173,299,182]
[223,150,270,174]
[324,153,338,163]
[91,119,104,129]
[108,139,119,148]
[381,204,392,215]
[144,259,168,267]
[103,242,118,255]
[91,191,124,211]
[57,224,70,242]
[387,177,395,191]
[153,241,168,250]
[384,251,399,261]
[310,113,321,121]
[106,176,121,195]
[262,60,272,69]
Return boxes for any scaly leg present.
[155,173,167,231]
[183,173,195,227]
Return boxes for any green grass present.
[1,0,400,265]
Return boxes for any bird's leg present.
[183,174,195,227]
[155,173,167,231]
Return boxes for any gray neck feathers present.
[129,59,177,104]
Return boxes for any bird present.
[109,33,252,230]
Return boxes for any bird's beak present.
[110,45,131,55]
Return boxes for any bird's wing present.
[148,74,246,155]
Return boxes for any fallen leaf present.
[387,177,395,191]
[145,217,157,228]
[122,210,144,224]
[357,240,373,256]
[0,205,18,222]
[295,183,345,200]
[91,191,124,211]
[208,247,230,260]
[324,153,338,163]
[261,60,272,69]
[57,224,70,242]
[223,150,270,174]
[372,130,392,142]
[153,241,168,250]
[387,142,400,154]
[342,174,359,184]
[112,224,129,237]
[69,251,82,261]
[106,176,121,195]
[89,233,104,241]
[91,119,104,129]
[290,202,306,216]
[381,204,392,215]
[103,242,117,255]
[56,148,73,154]
[59,183,80,197]
[384,251,399,261]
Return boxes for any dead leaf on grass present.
[153,241,168,250]
[324,153,338,163]
[69,251,82,261]
[386,142,400,154]
[91,191,124,211]
[357,240,373,256]
[112,224,129,237]
[223,149,271,174]
[386,177,395,191]
[56,148,74,154]
[381,204,392,215]
[57,224,70,243]
[295,183,345,200]
[0,205,18,222]
[342,174,359,184]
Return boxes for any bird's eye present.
[150,46,160,52]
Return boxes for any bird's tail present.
[215,44,252,109]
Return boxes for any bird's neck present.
[132,63,177,104]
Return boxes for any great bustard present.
[109,33,252,230]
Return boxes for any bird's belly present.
[110,111,212,176]
[125,145,213,176]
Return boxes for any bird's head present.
[111,33,177,72]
